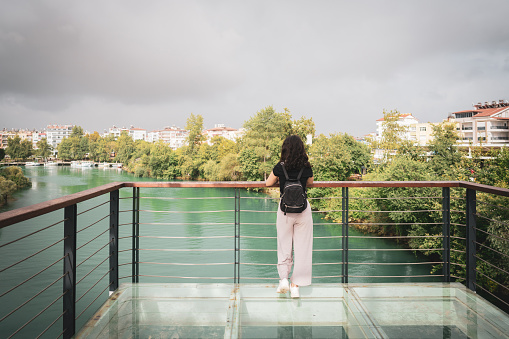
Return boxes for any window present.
[455,112,474,119]
[420,127,426,132]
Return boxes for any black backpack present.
[280,163,307,215]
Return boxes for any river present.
[0,166,439,337]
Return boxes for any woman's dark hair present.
[279,135,311,170]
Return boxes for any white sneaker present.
[276,278,289,293]
[290,284,300,298]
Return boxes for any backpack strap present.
[281,163,304,181]
[281,162,290,180]
[296,167,304,180]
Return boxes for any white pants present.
[276,202,313,286]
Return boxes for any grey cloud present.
[1,0,509,137]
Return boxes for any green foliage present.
[292,115,316,149]
[57,126,88,160]
[6,136,33,160]
[71,126,84,137]
[0,176,17,205]
[428,122,462,177]
[0,148,5,161]
[370,109,413,162]
[242,106,293,179]
[307,133,372,218]
[185,113,206,155]
[1,166,31,188]
[218,154,240,181]
[36,138,53,159]
[238,148,260,181]
[210,136,237,162]
[241,106,316,180]
[115,132,136,164]
[203,160,221,181]
[310,133,371,181]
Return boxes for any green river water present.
[0,166,439,338]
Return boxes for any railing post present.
[110,190,119,293]
[342,187,349,284]
[466,188,477,292]
[442,187,450,282]
[234,188,240,284]
[132,187,140,283]
[63,204,77,339]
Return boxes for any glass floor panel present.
[75,283,509,339]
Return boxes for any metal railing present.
[1,181,509,338]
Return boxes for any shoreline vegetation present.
[2,108,509,300]
[0,166,31,206]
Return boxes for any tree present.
[57,126,89,160]
[210,136,237,162]
[36,138,53,159]
[242,106,293,179]
[87,131,101,142]
[292,115,316,150]
[370,109,412,161]
[185,113,206,154]
[238,148,260,181]
[427,121,462,177]
[71,126,84,138]
[1,166,31,188]
[218,154,240,180]
[57,138,72,160]
[0,148,4,161]
[310,133,370,181]
[115,132,135,164]
[0,177,17,205]
[6,136,33,160]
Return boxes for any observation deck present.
[1,181,509,338]
[76,282,509,338]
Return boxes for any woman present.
[266,135,313,298]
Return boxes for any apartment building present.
[0,131,16,149]
[45,125,73,150]
[146,131,159,143]
[104,126,129,139]
[375,113,434,146]
[410,123,434,146]
[157,126,189,150]
[202,124,244,144]
[128,127,147,141]
[31,132,47,149]
[451,100,509,148]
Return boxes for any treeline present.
[12,107,370,183]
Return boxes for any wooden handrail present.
[123,180,462,188]
[1,180,508,228]
[0,182,125,228]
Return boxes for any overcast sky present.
[1,0,508,137]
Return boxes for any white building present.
[375,113,418,142]
[129,127,147,141]
[32,132,47,149]
[157,126,189,150]
[46,125,73,150]
[203,124,244,144]
[451,100,509,148]
[0,130,16,149]
[105,126,129,139]
[146,131,160,143]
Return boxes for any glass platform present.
[75,282,509,338]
